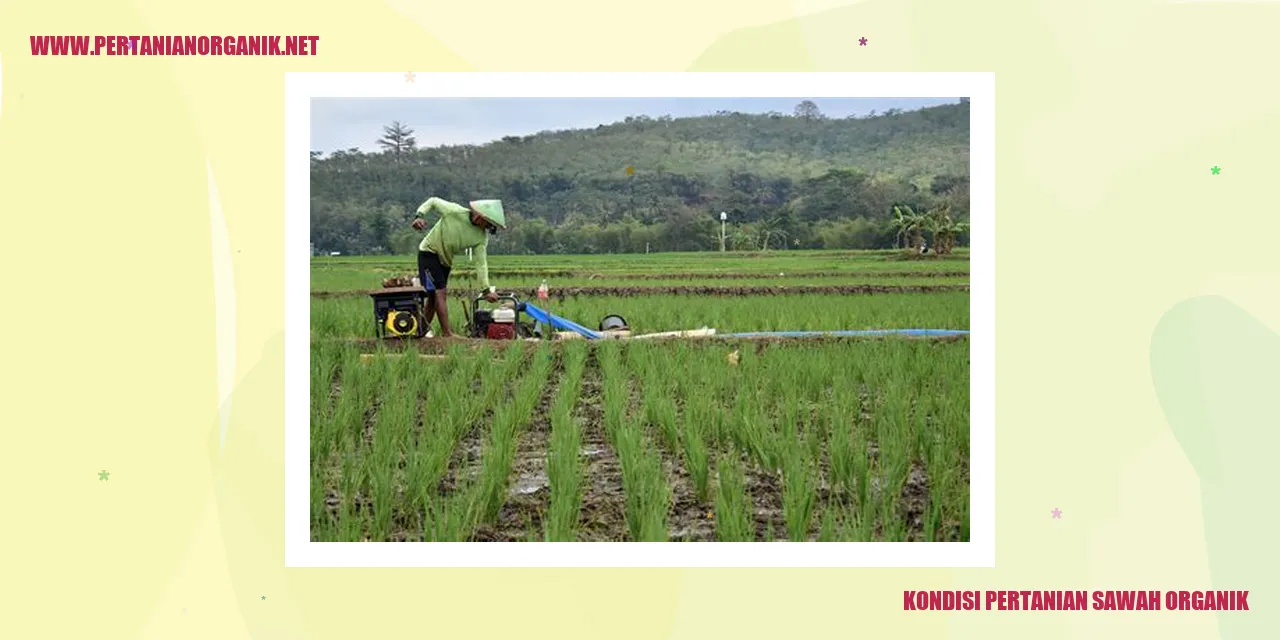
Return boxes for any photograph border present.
[286,72,995,567]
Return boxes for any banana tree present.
[942,219,970,254]
[757,216,789,251]
[926,204,969,254]
[729,225,758,251]
[892,206,926,251]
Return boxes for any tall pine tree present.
[376,121,417,159]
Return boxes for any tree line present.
[311,101,971,255]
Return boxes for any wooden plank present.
[368,286,427,297]
[359,353,448,361]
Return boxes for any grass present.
[309,249,971,542]
[545,342,589,541]
[310,248,969,292]
[472,345,554,524]
[714,453,754,542]
[310,337,969,542]
[599,342,670,541]
[310,292,969,339]
[314,271,968,292]
[313,247,968,272]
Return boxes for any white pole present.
[720,212,728,252]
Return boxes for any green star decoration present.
[1211,166,1221,175]
[261,596,266,601]
[98,470,109,481]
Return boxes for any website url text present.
[30,35,319,56]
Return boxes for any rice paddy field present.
[310,249,970,542]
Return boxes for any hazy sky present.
[310,97,961,152]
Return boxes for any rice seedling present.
[713,452,754,542]
[482,346,555,520]
[779,394,817,542]
[599,343,670,541]
[545,342,589,541]
[826,395,857,503]
[308,292,969,339]
[310,249,971,542]
[681,400,712,503]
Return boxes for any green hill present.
[310,101,970,255]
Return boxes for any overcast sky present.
[310,97,962,153]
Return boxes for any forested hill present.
[310,101,971,255]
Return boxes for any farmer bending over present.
[410,197,506,337]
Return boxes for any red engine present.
[486,323,517,340]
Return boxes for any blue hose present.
[521,302,968,341]
[717,329,969,338]
[521,302,603,340]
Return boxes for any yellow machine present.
[383,309,420,338]
[370,288,428,339]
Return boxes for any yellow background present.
[2,0,1277,638]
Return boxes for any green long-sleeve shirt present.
[416,197,491,290]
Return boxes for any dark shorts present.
[417,250,451,291]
